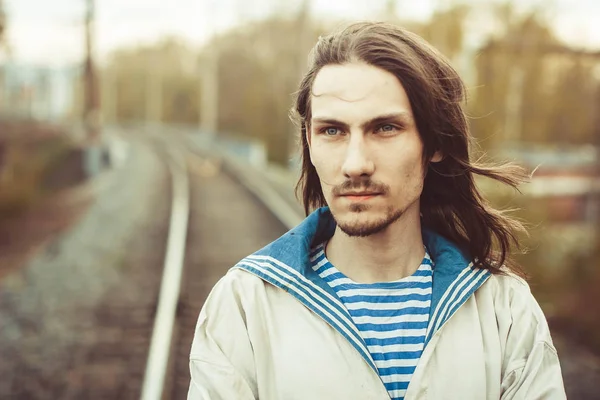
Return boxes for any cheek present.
[405,161,426,195]
[310,143,337,181]
[383,150,426,195]
[404,158,425,183]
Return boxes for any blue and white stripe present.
[310,243,433,400]
[424,264,490,345]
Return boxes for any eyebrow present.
[310,112,414,132]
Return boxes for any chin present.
[332,206,402,237]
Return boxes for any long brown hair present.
[291,22,528,277]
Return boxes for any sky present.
[3,0,600,67]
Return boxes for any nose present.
[341,134,375,179]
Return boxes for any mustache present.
[332,177,389,196]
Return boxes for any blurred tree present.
[105,39,200,125]
[548,58,597,144]
[213,10,323,165]
[104,9,323,166]
[470,10,600,149]
[103,2,599,166]
[420,3,469,63]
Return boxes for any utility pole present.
[83,0,102,174]
[84,0,99,140]
[289,0,312,163]
[146,48,163,130]
[431,0,447,54]
[0,0,8,114]
[296,0,311,71]
[0,0,6,52]
[503,65,525,143]
[383,0,397,21]
[594,69,600,237]
[101,65,116,126]
[199,46,219,140]
[199,0,219,142]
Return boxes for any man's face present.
[308,62,434,237]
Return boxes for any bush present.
[0,122,77,219]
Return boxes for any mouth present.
[340,192,381,201]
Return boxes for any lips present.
[340,192,381,201]
[340,192,381,196]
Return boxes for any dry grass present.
[0,120,92,277]
[0,121,81,217]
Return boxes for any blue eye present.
[325,127,339,136]
[380,124,396,132]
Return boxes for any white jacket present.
[188,207,566,399]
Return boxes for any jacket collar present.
[234,207,491,372]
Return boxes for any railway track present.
[140,135,292,399]
[0,137,171,399]
[0,133,295,399]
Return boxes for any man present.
[188,22,566,399]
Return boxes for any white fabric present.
[188,268,566,400]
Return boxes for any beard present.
[329,176,405,237]
[333,204,405,237]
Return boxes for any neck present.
[325,206,425,283]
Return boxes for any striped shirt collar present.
[234,207,491,372]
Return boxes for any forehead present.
[311,62,412,121]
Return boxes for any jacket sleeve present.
[498,277,567,400]
[187,271,258,400]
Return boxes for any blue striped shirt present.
[310,243,433,400]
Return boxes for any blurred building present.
[501,145,599,222]
[0,61,80,122]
